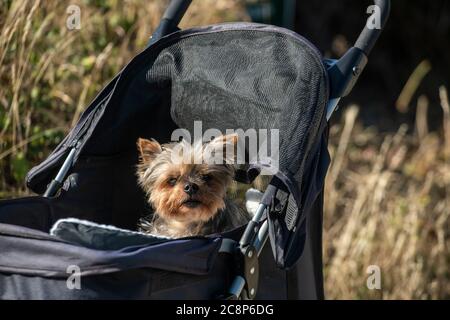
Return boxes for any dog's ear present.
[137,138,162,163]
[205,134,238,164]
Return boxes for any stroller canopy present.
[0,22,330,299]
[26,22,329,267]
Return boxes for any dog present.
[136,134,250,238]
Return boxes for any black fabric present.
[268,123,330,268]
[0,197,54,232]
[0,223,221,278]
[0,221,288,299]
[2,152,147,232]
[0,260,232,300]
[0,22,330,299]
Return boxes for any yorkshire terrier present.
[136,134,250,238]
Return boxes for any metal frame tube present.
[147,0,192,46]
[355,0,391,55]
[43,147,77,198]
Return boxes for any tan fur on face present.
[136,135,237,236]
[148,163,232,223]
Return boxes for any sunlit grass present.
[324,92,450,299]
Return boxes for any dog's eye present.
[201,174,212,182]
[168,178,177,186]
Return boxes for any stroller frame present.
[39,0,391,300]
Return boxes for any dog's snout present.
[183,183,199,195]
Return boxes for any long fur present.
[138,199,248,237]
[136,135,250,238]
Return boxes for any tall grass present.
[0,0,448,299]
[324,90,450,299]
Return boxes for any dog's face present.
[137,135,237,223]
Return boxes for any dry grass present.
[324,91,450,299]
[0,0,448,299]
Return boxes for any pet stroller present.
[0,0,390,299]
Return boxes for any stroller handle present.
[326,0,390,101]
[150,0,391,56]
[355,0,391,55]
[161,0,192,23]
[147,0,192,46]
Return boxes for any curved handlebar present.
[147,0,192,47]
[355,0,391,55]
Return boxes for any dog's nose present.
[184,183,199,195]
